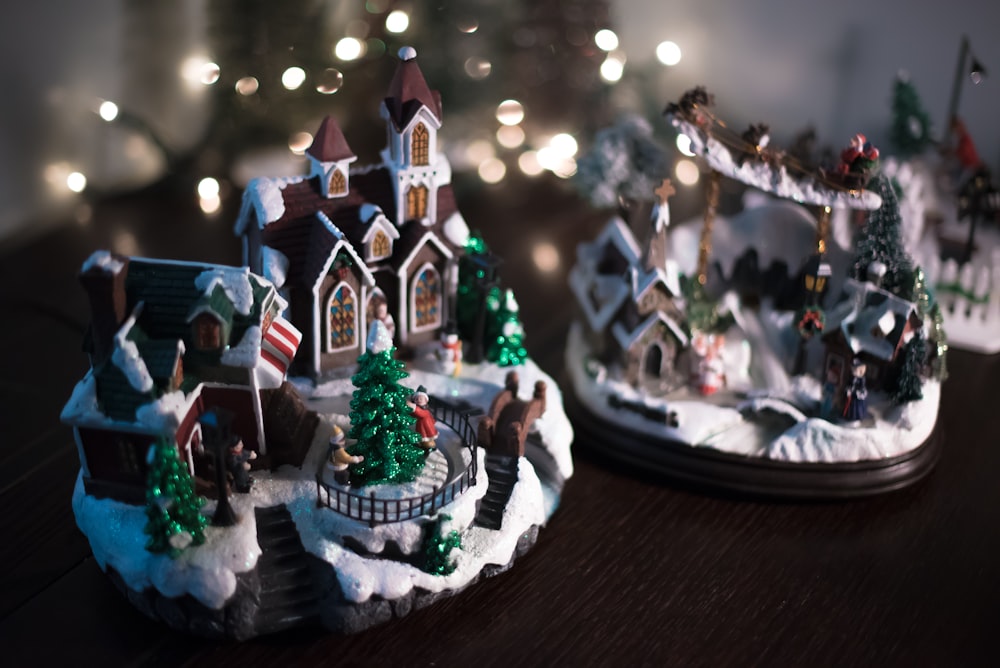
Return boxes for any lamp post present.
[944,35,987,151]
[199,408,238,527]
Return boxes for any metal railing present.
[315,397,480,526]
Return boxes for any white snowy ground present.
[73,354,573,611]
[567,316,941,463]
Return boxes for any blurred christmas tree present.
[850,174,914,297]
[485,288,528,366]
[889,73,934,158]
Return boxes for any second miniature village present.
[566,88,948,497]
[62,48,573,639]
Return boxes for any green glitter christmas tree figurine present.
[485,288,528,366]
[456,231,492,342]
[421,514,462,576]
[348,320,426,486]
[850,174,914,297]
[143,436,208,558]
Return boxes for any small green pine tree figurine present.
[850,174,914,297]
[928,303,949,382]
[485,288,528,366]
[421,514,462,576]
[890,73,933,158]
[348,321,426,486]
[891,333,927,404]
[143,436,208,558]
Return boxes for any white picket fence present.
[921,249,1000,353]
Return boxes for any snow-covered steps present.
[474,455,519,530]
[253,505,321,634]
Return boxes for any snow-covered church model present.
[64,48,573,639]
[566,92,943,498]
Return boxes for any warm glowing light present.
[496,125,526,149]
[289,132,314,155]
[549,133,578,158]
[532,241,560,273]
[66,171,87,193]
[316,68,344,94]
[676,134,695,157]
[281,67,307,90]
[457,17,479,33]
[537,147,577,178]
[675,159,700,185]
[200,194,222,215]
[478,158,507,184]
[235,76,259,96]
[385,10,409,33]
[465,139,495,164]
[496,99,525,126]
[518,151,543,176]
[98,101,119,122]
[594,29,619,51]
[600,54,625,82]
[200,61,221,85]
[197,177,220,199]
[335,37,364,61]
[464,57,491,79]
[656,40,682,66]
[112,228,140,256]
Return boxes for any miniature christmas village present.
[62,48,573,639]
[565,88,955,497]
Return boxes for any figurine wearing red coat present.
[409,389,438,449]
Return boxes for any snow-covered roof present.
[234,176,308,235]
[611,310,689,351]
[630,263,682,303]
[569,266,630,333]
[824,278,918,361]
[669,115,882,210]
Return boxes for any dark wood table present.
[2,174,997,666]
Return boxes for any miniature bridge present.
[314,397,480,527]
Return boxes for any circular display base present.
[565,382,942,500]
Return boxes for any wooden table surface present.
[1,175,998,667]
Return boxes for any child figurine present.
[226,438,257,493]
[326,425,364,485]
[691,333,727,396]
[842,358,869,423]
[408,386,438,449]
[437,322,463,377]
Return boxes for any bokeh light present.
[478,158,507,184]
[197,177,220,199]
[656,40,682,66]
[600,54,625,82]
[288,132,314,155]
[66,171,87,193]
[496,125,526,149]
[385,10,409,33]
[549,133,578,158]
[199,61,221,85]
[594,29,619,51]
[335,37,364,61]
[316,68,344,94]
[457,17,479,33]
[496,99,525,126]
[532,241,560,273]
[464,57,492,79]
[675,159,700,185]
[281,67,307,90]
[465,139,496,164]
[518,151,543,176]
[98,101,119,122]
[235,77,259,96]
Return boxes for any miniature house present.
[234,47,470,379]
[569,201,689,390]
[821,263,922,398]
[62,251,312,503]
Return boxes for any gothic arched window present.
[412,265,441,330]
[327,283,357,351]
[406,185,428,220]
[329,169,346,195]
[412,123,429,165]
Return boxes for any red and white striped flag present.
[259,316,301,381]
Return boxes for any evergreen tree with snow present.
[485,288,528,366]
[850,174,914,297]
[143,436,208,558]
[421,514,462,576]
[890,73,933,158]
[456,232,491,342]
[891,332,927,405]
[347,321,426,486]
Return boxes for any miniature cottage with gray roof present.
[234,47,470,379]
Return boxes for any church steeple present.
[642,179,676,273]
[307,116,357,198]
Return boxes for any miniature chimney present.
[78,251,131,366]
[866,261,887,288]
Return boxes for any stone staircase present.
[253,505,321,634]
[473,454,519,530]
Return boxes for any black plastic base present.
[565,382,942,500]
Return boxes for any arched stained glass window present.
[327,283,357,351]
[406,185,428,220]
[371,229,390,258]
[412,266,441,330]
[329,169,346,195]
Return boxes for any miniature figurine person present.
[408,386,438,449]
[326,425,364,486]
[691,333,727,396]
[437,323,463,377]
[226,438,257,493]
[843,358,869,422]
[374,300,396,341]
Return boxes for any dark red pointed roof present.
[384,48,442,129]
[306,116,356,162]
